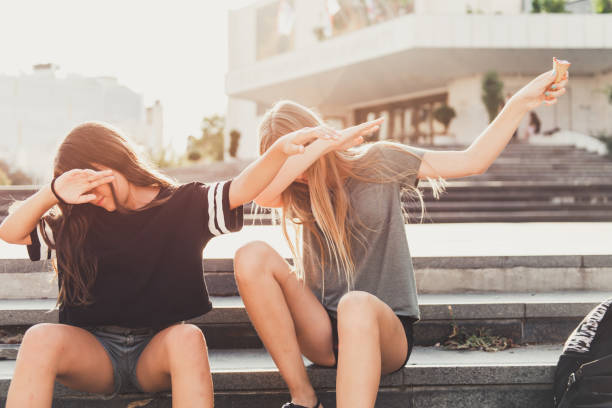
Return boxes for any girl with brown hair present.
[0,119,381,407]
[233,69,569,408]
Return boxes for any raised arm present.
[417,69,568,180]
[0,170,114,245]
[253,118,384,208]
[228,126,342,210]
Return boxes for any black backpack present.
[555,298,612,408]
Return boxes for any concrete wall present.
[226,97,259,158]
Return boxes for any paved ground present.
[2,222,610,259]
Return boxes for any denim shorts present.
[85,325,162,399]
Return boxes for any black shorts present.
[325,309,417,372]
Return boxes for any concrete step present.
[0,292,609,349]
[0,345,562,407]
[412,210,612,223]
[2,255,611,298]
[405,201,612,212]
[247,211,612,223]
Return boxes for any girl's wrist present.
[506,94,531,115]
[42,184,60,206]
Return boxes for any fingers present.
[544,98,558,106]
[358,125,381,137]
[354,117,384,132]
[86,169,113,182]
[76,194,98,204]
[545,87,566,100]
[350,136,365,148]
[291,126,339,146]
[88,175,115,189]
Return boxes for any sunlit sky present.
[0,0,259,153]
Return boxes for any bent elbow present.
[471,164,489,176]
[254,195,283,209]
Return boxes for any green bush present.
[0,169,11,186]
[187,151,202,162]
[187,114,225,162]
[532,0,567,12]
[229,129,241,158]
[482,71,505,123]
[594,0,612,13]
[433,105,457,133]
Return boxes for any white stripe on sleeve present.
[215,181,230,234]
[207,183,222,236]
[38,222,54,260]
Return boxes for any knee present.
[20,323,65,364]
[164,324,207,360]
[234,241,275,282]
[337,291,378,332]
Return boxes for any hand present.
[327,117,385,152]
[53,169,115,204]
[512,69,569,111]
[278,125,341,155]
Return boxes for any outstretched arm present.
[0,170,114,245]
[254,118,384,208]
[417,69,569,179]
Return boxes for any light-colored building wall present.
[227,1,612,157]
[0,65,163,182]
[226,97,259,158]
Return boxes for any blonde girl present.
[234,68,569,408]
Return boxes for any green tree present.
[0,159,32,185]
[7,170,32,185]
[187,115,225,162]
[531,0,542,12]
[482,71,505,124]
[433,105,457,134]
[542,0,566,12]
[229,130,241,158]
[0,169,11,186]
[594,0,612,13]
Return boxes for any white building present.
[0,64,163,182]
[226,0,612,158]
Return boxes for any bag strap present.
[565,354,612,394]
[579,354,612,378]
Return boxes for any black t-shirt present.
[27,181,243,328]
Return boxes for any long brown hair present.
[42,122,177,307]
[258,101,444,288]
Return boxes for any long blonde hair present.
[258,100,444,288]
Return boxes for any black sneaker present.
[281,397,321,408]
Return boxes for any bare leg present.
[135,323,213,408]
[335,291,410,408]
[234,241,335,407]
[6,323,115,408]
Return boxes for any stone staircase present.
[2,145,612,224]
[1,254,612,407]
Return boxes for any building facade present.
[0,64,163,182]
[226,0,612,158]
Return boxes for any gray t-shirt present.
[302,143,424,319]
